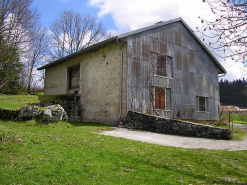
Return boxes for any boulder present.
[17,106,39,120]
[42,104,68,122]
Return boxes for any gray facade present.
[39,18,226,123]
[120,20,224,121]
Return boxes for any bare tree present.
[49,10,105,59]
[198,0,247,65]
[0,0,38,48]
[25,25,49,94]
[0,0,39,91]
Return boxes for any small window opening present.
[197,96,208,112]
[68,65,80,90]
[156,55,167,77]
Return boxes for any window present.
[155,87,166,110]
[68,65,80,90]
[156,54,167,77]
[197,96,208,112]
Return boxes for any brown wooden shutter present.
[155,87,166,110]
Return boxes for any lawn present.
[234,120,247,124]
[221,113,247,124]
[1,95,247,184]
[0,94,39,109]
[1,120,247,185]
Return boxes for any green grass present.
[35,92,44,95]
[1,120,247,185]
[234,120,247,124]
[221,113,247,123]
[0,95,39,109]
[185,120,245,140]
[216,125,246,140]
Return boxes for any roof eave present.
[37,36,118,70]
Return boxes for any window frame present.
[197,96,209,112]
[150,51,173,78]
[156,54,168,77]
[68,64,80,90]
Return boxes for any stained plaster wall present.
[122,21,221,121]
[44,42,127,124]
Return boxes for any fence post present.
[229,110,231,129]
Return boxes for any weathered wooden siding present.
[122,21,220,120]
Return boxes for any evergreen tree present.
[219,78,247,108]
[0,35,24,94]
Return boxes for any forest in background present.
[219,79,247,108]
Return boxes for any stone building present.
[38,17,226,125]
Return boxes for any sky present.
[32,0,246,81]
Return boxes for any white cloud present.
[89,0,245,80]
[89,0,214,32]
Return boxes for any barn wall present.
[122,21,220,121]
[44,42,127,124]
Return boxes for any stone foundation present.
[122,111,233,140]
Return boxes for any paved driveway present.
[100,127,247,151]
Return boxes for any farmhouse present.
[38,17,226,125]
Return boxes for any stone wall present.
[122,111,233,140]
[31,101,80,122]
[0,108,20,120]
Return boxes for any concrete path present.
[100,127,247,151]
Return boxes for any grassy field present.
[234,120,247,124]
[1,120,247,185]
[1,95,247,184]
[0,94,39,109]
[221,113,247,124]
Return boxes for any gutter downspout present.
[218,73,226,78]
[218,72,226,122]
[116,37,123,126]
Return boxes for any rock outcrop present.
[17,106,39,121]
[42,104,68,122]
